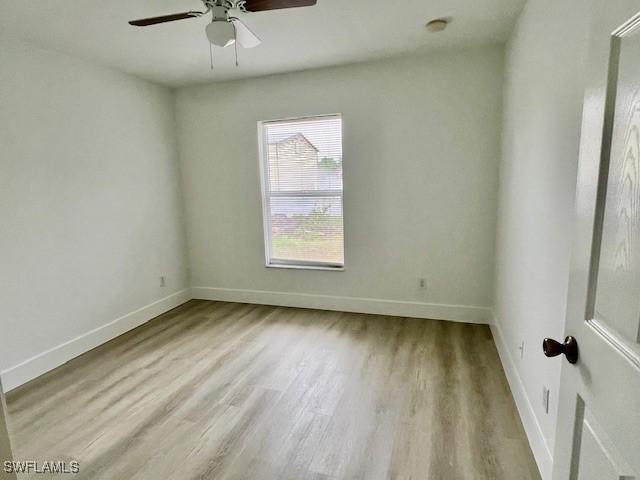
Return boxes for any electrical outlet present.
[518,340,525,359]
[160,276,166,288]
[419,278,426,289]
[542,386,550,414]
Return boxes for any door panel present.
[553,2,640,479]
[574,397,637,480]
[594,14,640,352]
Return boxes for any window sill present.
[266,263,345,272]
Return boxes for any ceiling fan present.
[129,0,317,52]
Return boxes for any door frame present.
[0,381,16,480]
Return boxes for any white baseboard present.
[490,316,553,480]
[191,286,491,324]
[1,289,191,392]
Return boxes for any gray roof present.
[267,132,319,152]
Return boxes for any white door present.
[552,1,640,479]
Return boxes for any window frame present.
[257,113,345,272]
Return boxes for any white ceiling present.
[0,0,525,87]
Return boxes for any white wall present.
[492,1,590,478]
[176,47,504,321]
[0,37,189,390]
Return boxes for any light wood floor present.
[6,301,540,480]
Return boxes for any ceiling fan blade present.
[231,19,262,48]
[129,12,201,27]
[242,0,317,12]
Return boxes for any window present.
[258,114,344,270]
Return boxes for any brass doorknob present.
[543,336,578,364]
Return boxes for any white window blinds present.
[259,114,344,269]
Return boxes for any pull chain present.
[234,24,239,67]
[209,42,214,70]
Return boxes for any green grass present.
[272,234,343,264]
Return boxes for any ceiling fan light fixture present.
[206,20,236,47]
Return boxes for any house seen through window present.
[259,114,344,269]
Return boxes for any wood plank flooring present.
[6,300,540,479]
